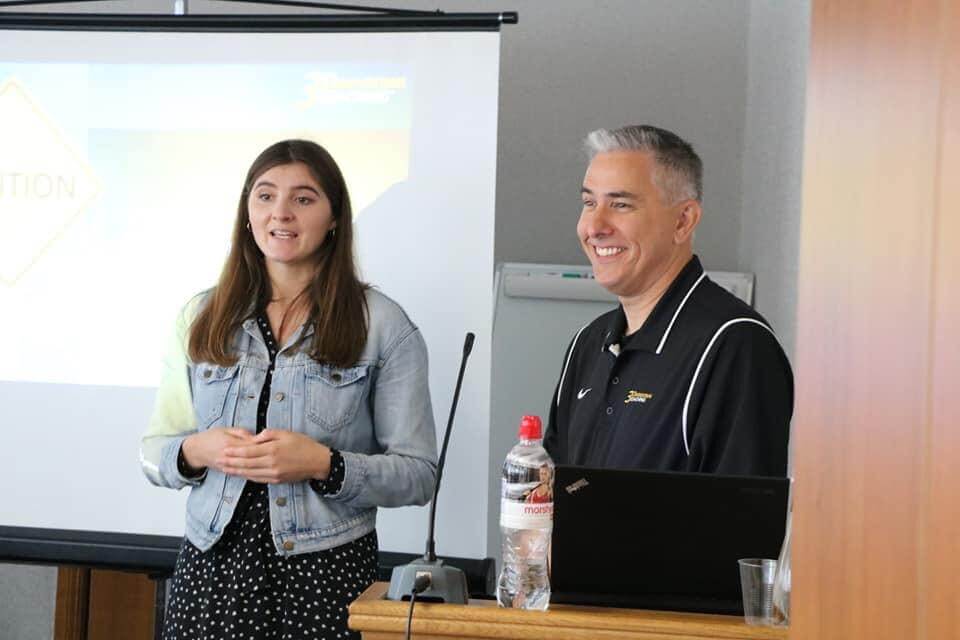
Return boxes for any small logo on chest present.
[625,390,653,404]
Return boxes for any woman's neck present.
[266,262,314,304]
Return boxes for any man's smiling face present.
[577,150,689,298]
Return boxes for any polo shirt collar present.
[602,255,706,355]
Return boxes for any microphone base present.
[385,557,470,604]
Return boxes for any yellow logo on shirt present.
[625,390,653,404]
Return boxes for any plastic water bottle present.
[497,415,554,610]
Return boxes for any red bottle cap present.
[518,415,542,440]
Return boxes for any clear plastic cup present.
[737,558,777,626]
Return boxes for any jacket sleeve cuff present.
[330,450,367,501]
[161,436,206,488]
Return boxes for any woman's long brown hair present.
[188,140,368,368]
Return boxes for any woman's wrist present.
[181,434,197,465]
[178,436,206,478]
[312,444,333,480]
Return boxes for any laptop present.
[550,465,788,615]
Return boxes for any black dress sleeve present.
[309,448,346,495]
[176,444,206,480]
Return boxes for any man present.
[543,125,792,477]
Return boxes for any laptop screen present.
[550,466,788,614]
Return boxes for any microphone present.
[386,332,475,604]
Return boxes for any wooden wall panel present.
[54,568,158,640]
[86,569,156,640]
[54,567,90,640]
[792,0,958,638]
[925,0,960,635]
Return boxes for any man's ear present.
[674,200,702,244]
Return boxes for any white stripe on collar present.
[655,272,707,355]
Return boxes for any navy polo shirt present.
[544,256,793,477]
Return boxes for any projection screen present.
[0,19,500,566]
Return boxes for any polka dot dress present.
[163,314,378,640]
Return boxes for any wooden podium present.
[349,583,787,640]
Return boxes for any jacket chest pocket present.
[193,364,240,428]
[305,364,370,431]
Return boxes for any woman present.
[523,464,553,504]
[140,140,437,640]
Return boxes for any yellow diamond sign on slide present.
[0,77,100,286]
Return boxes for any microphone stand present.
[386,332,474,604]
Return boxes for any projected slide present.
[0,63,411,387]
[0,29,498,560]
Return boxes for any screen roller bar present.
[0,526,496,595]
[0,10,518,32]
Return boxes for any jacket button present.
[203,369,212,378]
[274,392,285,401]
[276,497,287,507]
[606,406,613,415]
[612,376,620,385]
[283,541,295,551]
[331,373,342,383]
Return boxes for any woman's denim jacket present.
[140,289,438,556]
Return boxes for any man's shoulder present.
[678,278,790,371]
[685,278,772,334]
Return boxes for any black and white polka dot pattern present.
[163,313,377,639]
[163,487,378,640]
[254,314,277,435]
[310,449,345,495]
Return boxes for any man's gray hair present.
[584,125,703,203]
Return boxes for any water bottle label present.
[500,499,553,529]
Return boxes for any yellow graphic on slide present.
[0,77,100,286]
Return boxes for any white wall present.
[492,0,751,270]
[0,1,809,636]
[740,0,810,356]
